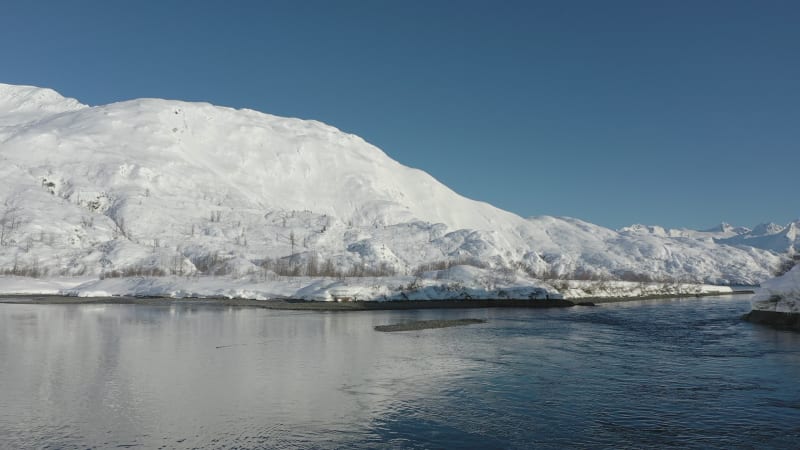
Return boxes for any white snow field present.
[0,83,790,300]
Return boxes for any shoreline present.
[0,295,575,310]
[0,290,751,311]
[572,289,753,305]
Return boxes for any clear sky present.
[1,0,798,230]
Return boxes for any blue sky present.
[1,0,798,230]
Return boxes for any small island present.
[374,318,486,332]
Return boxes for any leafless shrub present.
[259,256,396,278]
[1,263,45,278]
[100,266,167,279]
[413,256,487,276]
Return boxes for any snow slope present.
[0,83,786,295]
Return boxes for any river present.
[1,295,798,449]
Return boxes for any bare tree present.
[289,230,296,268]
[0,205,21,246]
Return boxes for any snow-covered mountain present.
[0,83,786,286]
[621,220,799,256]
[618,222,750,240]
[717,222,798,255]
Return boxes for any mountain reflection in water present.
[1,296,799,449]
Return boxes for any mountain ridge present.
[0,83,787,286]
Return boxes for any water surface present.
[1,296,799,449]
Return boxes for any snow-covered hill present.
[0,83,787,294]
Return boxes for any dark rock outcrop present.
[743,310,800,332]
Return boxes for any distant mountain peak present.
[751,222,785,236]
[701,222,749,235]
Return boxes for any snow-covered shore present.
[0,265,735,302]
[0,266,554,301]
[0,276,96,295]
[549,279,732,300]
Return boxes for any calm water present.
[1,296,799,449]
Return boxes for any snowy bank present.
[751,265,800,314]
[551,279,733,300]
[0,266,555,301]
[0,276,95,295]
[57,266,557,301]
[744,265,800,331]
[0,265,738,303]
